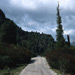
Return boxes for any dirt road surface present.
[19,56,56,75]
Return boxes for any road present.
[19,56,56,75]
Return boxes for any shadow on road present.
[30,59,36,64]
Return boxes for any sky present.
[0,0,75,41]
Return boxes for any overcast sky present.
[0,0,75,41]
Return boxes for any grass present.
[52,68,72,75]
[0,64,27,75]
[52,68,61,75]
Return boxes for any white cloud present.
[10,0,37,10]
[10,0,58,10]
[0,0,75,41]
[64,29,75,35]
[58,0,75,11]
[51,27,57,32]
[10,0,75,11]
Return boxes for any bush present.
[0,43,32,68]
[46,47,75,74]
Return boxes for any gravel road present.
[19,56,56,75]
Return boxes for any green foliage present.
[0,65,26,75]
[0,9,5,26]
[0,9,56,74]
[0,9,55,70]
[56,2,65,48]
[0,19,17,44]
[0,44,32,69]
[0,9,17,44]
[46,47,75,75]
[17,31,55,56]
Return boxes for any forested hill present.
[0,9,55,55]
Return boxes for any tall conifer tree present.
[56,2,65,48]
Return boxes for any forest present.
[0,9,54,68]
[0,3,75,75]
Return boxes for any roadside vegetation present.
[0,44,31,69]
[0,64,26,75]
[46,2,75,75]
[46,47,75,75]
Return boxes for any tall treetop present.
[56,2,65,47]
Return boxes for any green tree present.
[56,2,65,48]
[0,19,17,44]
[0,9,5,25]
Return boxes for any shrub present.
[46,47,75,74]
[0,43,32,68]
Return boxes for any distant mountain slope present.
[0,9,55,55]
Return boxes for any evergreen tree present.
[0,9,5,27]
[56,2,65,48]
[0,19,17,44]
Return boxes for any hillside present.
[0,9,55,55]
